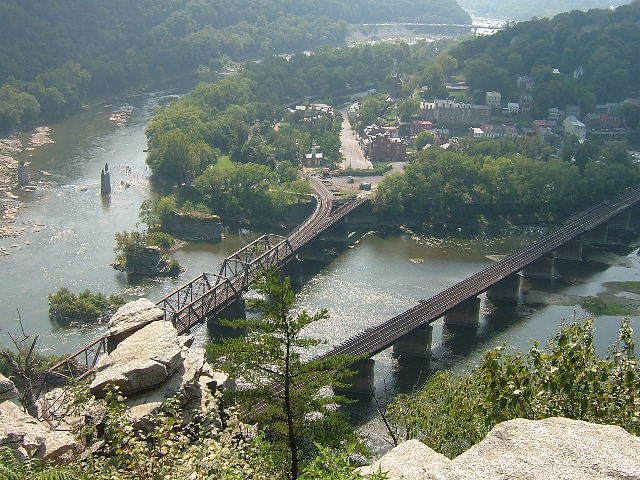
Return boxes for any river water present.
[2,91,640,452]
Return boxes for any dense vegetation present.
[451,1,640,112]
[145,42,439,225]
[459,0,630,20]
[0,0,469,132]
[48,288,125,325]
[373,138,639,230]
[388,320,640,458]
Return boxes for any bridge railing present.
[170,237,296,332]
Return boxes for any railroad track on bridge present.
[318,186,640,361]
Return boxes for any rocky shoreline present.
[0,127,55,245]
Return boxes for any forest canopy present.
[0,0,469,132]
[450,1,640,111]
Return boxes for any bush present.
[48,288,108,324]
[388,320,640,458]
[146,231,176,250]
[48,288,126,325]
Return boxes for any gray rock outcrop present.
[358,417,640,480]
[0,401,81,462]
[106,298,164,351]
[0,373,18,402]
[90,320,183,397]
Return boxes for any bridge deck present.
[320,186,640,360]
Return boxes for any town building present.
[517,75,534,91]
[366,134,406,163]
[519,95,534,113]
[303,145,324,167]
[480,123,518,138]
[421,99,490,126]
[410,120,435,136]
[507,102,520,114]
[486,91,502,109]
[563,116,587,143]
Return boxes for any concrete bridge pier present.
[582,224,609,244]
[392,324,433,360]
[554,239,583,261]
[608,210,632,232]
[340,358,374,396]
[521,255,556,280]
[443,296,480,328]
[486,274,521,302]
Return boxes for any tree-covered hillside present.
[0,0,469,132]
[450,1,640,112]
[459,0,631,21]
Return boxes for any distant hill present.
[459,0,631,20]
[0,0,469,132]
[450,1,640,113]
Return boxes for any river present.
[1,90,640,453]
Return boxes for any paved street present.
[340,110,372,171]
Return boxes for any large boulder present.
[0,401,81,462]
[90,320,183,398]
[358,440,450,479]
[124,347,206,427]
[359,418,640,480]
[106,298,164,350]
[0,373,18,402]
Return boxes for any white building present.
[507,102,520,114]
[470,127,485,138]
[563,116,587,143]
[486,91,502,109]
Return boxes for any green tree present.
[388,320,640,458]
[397,97,420,121]
[207,270,356,480]
[415,131,436,150]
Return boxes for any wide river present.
[2,91,639,451]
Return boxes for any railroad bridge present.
[43,184,640,398]
[42,177,369,386]
[324,186,640,394]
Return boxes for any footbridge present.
[321,186,640,394]
[43,177,368,385]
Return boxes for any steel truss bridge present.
[42,177,368,386]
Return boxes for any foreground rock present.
[0,401,81,462]
[0,373,18,402]
[106,298,164,351]
[358,417,640,479]
[90,320,183,397]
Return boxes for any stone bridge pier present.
[581,223,609,245]
[207,298,246,337]
[443,296,480,328]
[486,273,521,302]
[608,210,632,233]
[340,358,375,395]
[554,239,583,261]
[392,324,433,360]
[521,254,556,280]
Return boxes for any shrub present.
[146,231,175,250]
[388,320,640,458]
[48,288,108,324]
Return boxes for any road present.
[340,110,372,171]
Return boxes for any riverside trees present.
[373,139,640,230]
